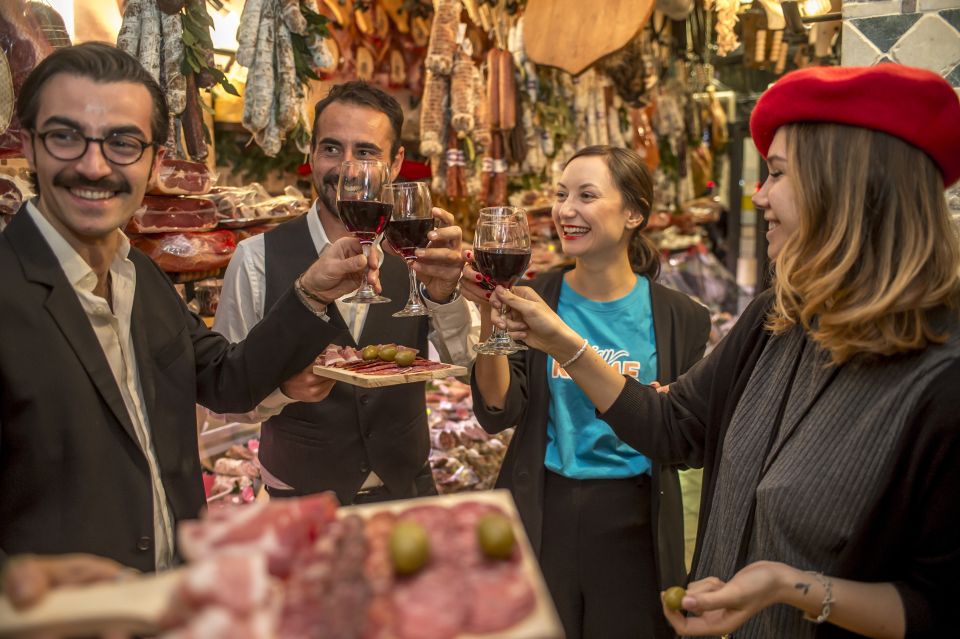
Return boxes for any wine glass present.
[337,160,392,304]
[473,206,532,355]
[383,182,434,317]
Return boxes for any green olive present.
[378,345,398,362]
[663,586,686,611]
[477,514,515,560]
[394,350,416,367]
[361,345,380,361]
[390,521,430,575]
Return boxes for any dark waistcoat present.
[259,214,430,503]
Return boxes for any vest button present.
[359,395,370,406]
[137,536,152,551]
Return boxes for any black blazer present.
[257,214,433,504]
[471,267,711,589]
[0,208,342,571]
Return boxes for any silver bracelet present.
[294,276,330,321]
[803,571,834,624]
[559,339,589,369]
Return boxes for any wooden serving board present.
[313,362,468,387]
[0,491,562,639]
[0,568,183,638]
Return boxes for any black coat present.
[601,290,960,638]
[471,267,711,589]
[0,207,341,570]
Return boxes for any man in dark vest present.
[214,82,477,504]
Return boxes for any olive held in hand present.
[477,513,515,560]
[378,344,398,362]
[390,521,430,575]
[663,586,686,611]
[362,344,380,361]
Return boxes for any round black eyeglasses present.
[33,129,158,166]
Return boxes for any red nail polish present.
[475,273,482,281]
[485,293,491,299]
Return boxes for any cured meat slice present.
[177,553,273,614]
[465,561,536,634]
[178,492,338,578]
[391,565,469,639]
[131,230,236,273]
[151,159,214,195]
[129,196,218,233]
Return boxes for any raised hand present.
[490,285,582,357]
[412,207,464,302]
[460,251,495,307]
[301,236,380,304]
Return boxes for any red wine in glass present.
[473,247,532,289]
[337,159,391,304]
[338,200,393,242]
[473,206,531,355]
[384,217,435,259]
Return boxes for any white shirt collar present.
[25,199,131,292]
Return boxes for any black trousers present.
[540,470,672,639]
[265,462,438,505]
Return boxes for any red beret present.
[750,65,960,187]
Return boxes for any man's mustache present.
[53,172,131,193]
[321,173,339,189]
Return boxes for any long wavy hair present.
[768,123,960,364]
[564,145,660,279]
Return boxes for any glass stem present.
[358,243,373,294]
[491,302,510,341]
[406,260,423,307]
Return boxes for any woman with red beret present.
[487,64,960,638]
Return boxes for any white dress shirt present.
[26,202,175,570]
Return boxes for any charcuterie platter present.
[313,343,468,387]
[0,491,563,639]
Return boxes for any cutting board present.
[0,491,561,639]
[313,362,468,387]
[522,0,654,75]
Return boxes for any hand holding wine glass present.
[473,207,532,355]
[383,182,434,317]
[337,160,392,304]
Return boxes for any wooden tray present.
[0,491,562,639]
[313,362,468,387]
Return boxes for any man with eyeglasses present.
[0,42,379,599]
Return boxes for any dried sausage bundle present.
[237,0,332,157]
[450,54,477,137]
[425,0,460,75]
[419,71,448,158]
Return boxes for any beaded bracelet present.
[559,339,589,369]
[803,571,834,624]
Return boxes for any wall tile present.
[851,14,922,51]
[917,0,960,11]
[940,8,960,31]
[842,22,883,65]
[843,0,905,18]
[946,62,960,85]
[891,15,960,74]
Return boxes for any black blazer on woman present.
[471,267,711,588]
